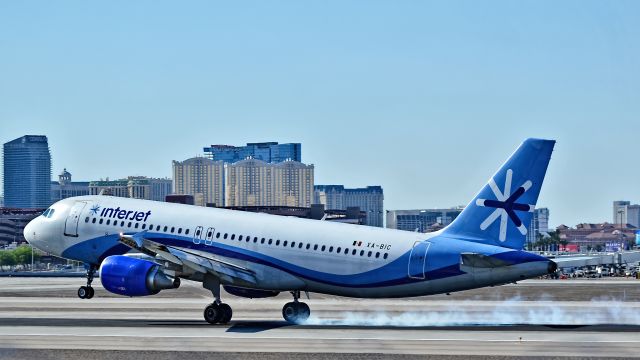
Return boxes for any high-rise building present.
[203,142,301,164]
[149,178,172,202]
[386,208,463,232]
[526,207,550,245]
[89,179,129,197]
[225,158,313,207]
[51,168,90,202]
[314,185,384,227]
[626,205,640,229]
[3,135,52,208]
[613,201,630,226]
[172,157,225,207]
[611,201,640,228]
[89,176,172,202]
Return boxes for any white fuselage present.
[25,195,552,298]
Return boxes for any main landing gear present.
[282,291,310,324]
[78,264,97,299]
[202,275,233,324]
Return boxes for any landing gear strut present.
[202,275,233,324]
[78,264,96,299]
[282,290,310,324]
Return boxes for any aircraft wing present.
[118,231,257,286]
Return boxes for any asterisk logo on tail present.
[475,169,534,242]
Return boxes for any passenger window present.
[106,219,111,225]
[352,249,356,255]
[85,217,89,223]
[114,221,118,227]
[344,248,349,254]
[298,243,303,249]
[246,236,251,242]
[283,241,287,247]
[142,224,146,230]
[253,237,257,243]
[185,229,190,235]
[291,242,296,248]
[207,230,212,238]
[196,229,201,236]
[135,223,139,229]
[128,222,132,228]
[314,244,318,250]
[224,233,228,239]
[163,226,168,232]
[231,234,235,240]
[321,245,326,252]
[360,250,364,256]
[261,238,265,244]
[122,221,125,227]
[171,227,175,233]
[238,235,242,241]
[306,244,310,250]
[384,253,389,259]
[268,239,273,245]
[329,246,333,253]
[375,252,380,258]
[367,251,372,257]
[92,218,96,223]
[276,240,280,246]
[99,219,104,224]
[178,228,182,234]
[216,232,221,238]
[337,247,341,253]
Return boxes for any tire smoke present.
[303,296,640,326]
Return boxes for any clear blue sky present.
[1,1,639,227]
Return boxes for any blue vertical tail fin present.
[442,138,555,250]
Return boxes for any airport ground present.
[0,277,639,359]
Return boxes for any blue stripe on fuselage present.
[62,232,543,288]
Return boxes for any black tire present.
[86,287,95,299]
[297,302,310,323]
[204,303,222,324]
[283,302,304,324]
[77,286,87,299]
[219,303,232,324]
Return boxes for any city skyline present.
[2,2,639,227]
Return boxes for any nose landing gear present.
[78,265,96,299]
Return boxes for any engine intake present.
[100,255,179,296]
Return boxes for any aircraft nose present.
[23,219,38,247]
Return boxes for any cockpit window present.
[41,208,55,218]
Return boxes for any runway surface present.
[0,277,639,359]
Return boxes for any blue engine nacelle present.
[223,285,279,298]
[100,255,180,296]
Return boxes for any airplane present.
[24,138,558,324]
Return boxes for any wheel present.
[297,302,310,322]
[204,303,223,324]
[219,303,232,324]
[282,302,310,324]
[86,287,95,299]
[77,286,88,299]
